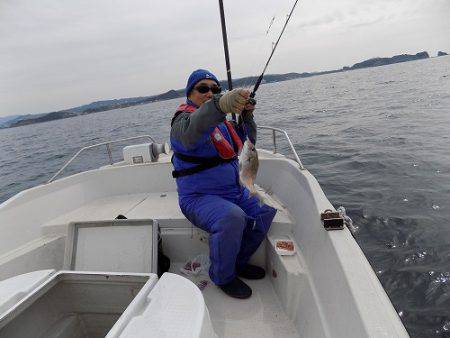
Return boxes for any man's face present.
[188,79,220,106]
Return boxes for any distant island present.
[342,51,430,70]
[1,50,447,129]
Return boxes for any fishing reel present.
[247,97,257,106]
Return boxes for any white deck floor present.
[170,263,299,338]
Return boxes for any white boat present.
[0,127,409,337]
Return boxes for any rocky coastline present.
[1,50,446,129]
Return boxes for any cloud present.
[0,0,449,116]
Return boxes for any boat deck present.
[32,181,301,337]
[170,263,299,338]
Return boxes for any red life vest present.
[175,103,243,159]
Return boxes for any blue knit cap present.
[185,69,220,97]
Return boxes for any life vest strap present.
[172,153,236,178]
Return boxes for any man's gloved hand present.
[219,89,250,115]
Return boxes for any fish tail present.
[248,185,258,196]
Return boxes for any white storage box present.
[123,143,153,164]
[0,271,156,338]
[123,143,170,164]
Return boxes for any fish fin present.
[253,188,284,211]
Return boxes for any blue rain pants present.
[180,187,276,285]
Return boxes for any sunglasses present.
[194,84,222,94]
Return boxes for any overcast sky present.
[1,0,449,117]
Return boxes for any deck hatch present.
[64,219,158,274]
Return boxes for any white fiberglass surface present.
[170,263,299,338]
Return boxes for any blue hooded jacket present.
[170,98,247,197]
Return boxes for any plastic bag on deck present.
[180,254,210,276]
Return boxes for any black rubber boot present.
[237,264,266,280]
[219,278,252,299]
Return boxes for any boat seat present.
[125,192,189,228]
[42,193,149,236]
[124,190,295,266]
[41,190,294,237]
[125,191,294,231]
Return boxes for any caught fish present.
[239,139,283,211]
[239,139,259,196]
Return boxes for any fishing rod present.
[250,0,299,99]
[218,0,236,121]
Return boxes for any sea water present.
[1,56,449,337]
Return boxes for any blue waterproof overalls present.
[171,104,276,285]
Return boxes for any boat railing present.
[258,125,305,170]
[47,135,156,183]
[48,127,304,183]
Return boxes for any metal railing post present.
[106,143,113,164]
[272,129,277,154]
[258,126,305,170]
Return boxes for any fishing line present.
[250,0,300,99]
[240,15,279,91]
[266,16,275,35]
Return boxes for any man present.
[170,69,276,299]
